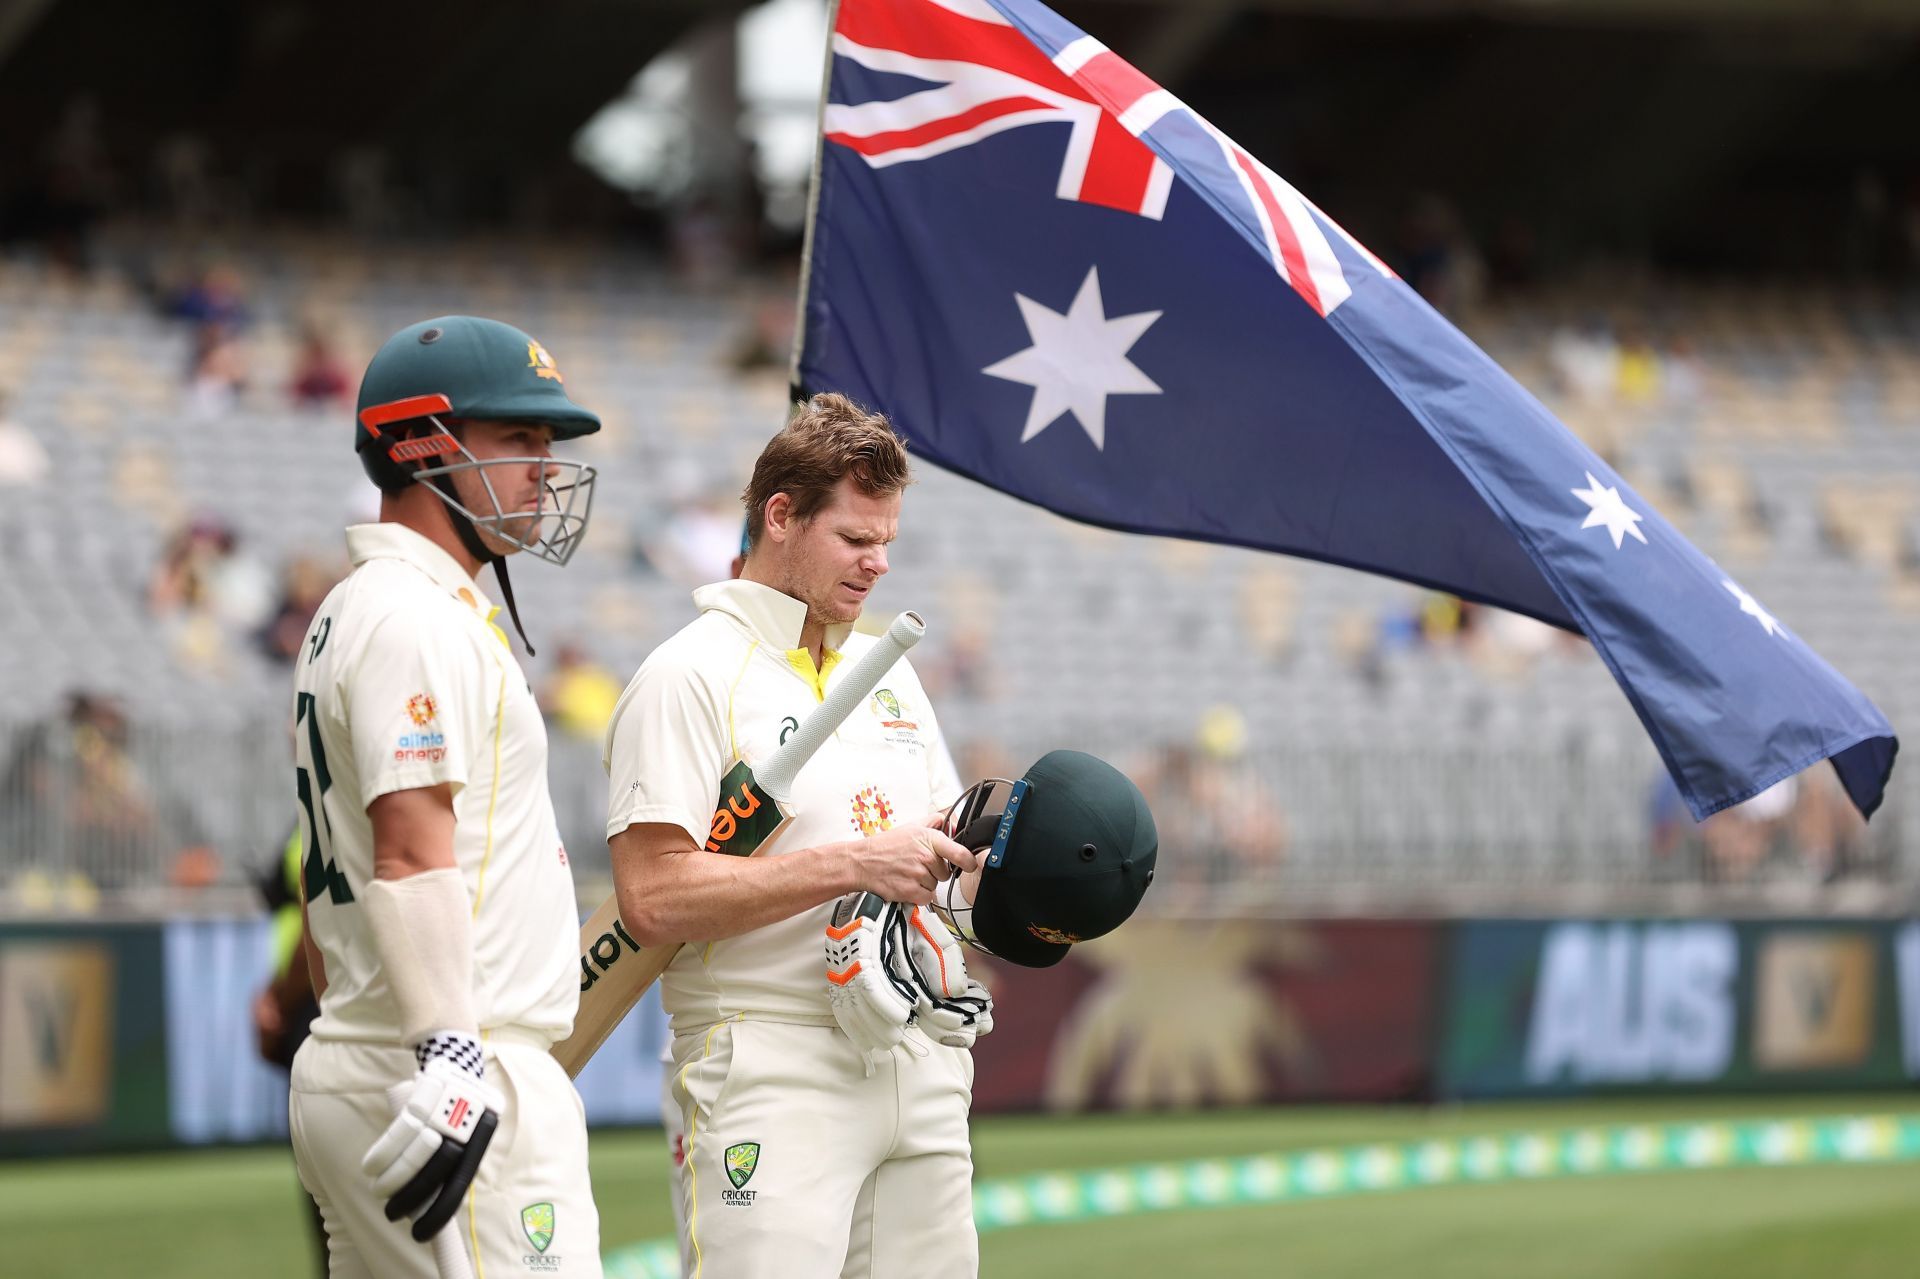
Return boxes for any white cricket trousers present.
[670,1018,977,1279]
[290,1031,603,1278]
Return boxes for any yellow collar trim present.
[785,647,842,702]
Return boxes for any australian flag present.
[793,0,1896,820]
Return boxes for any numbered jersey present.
[603,578,961,1028]
[293,523,579,1046]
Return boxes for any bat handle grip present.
[385,1083,478,1279]
[756,609,925,802]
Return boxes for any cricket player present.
[288,316,604,1277]
[604,393,982,1279]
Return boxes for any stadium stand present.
[1,228,1915,911]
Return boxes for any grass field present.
[5,1094,1918,1277]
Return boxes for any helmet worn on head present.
[355,315,601,492]
[353,315,602,573]
[935,750,1158,968]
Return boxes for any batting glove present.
[361,1032,503,1242]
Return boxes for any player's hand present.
[361,1034,503,1242]
[845,826,977,905]
[251,987,285,1063]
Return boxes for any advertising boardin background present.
[1439,919,1913,1098]
[0,922,169,1154]
[968,919,1441,1112]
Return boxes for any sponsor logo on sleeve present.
[395,693,447,763]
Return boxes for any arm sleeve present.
[604,653,729,847]
[345,603,488,805]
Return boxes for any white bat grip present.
[385,1083,478,1279]
[755,610,924,803]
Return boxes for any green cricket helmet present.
[935,750,1158,968]
[355,316,601,568]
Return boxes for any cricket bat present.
[550,609,926,1077]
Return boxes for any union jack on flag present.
[821,0,1386,318]
[796,0,1896,822]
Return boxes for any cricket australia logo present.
[521,1202,554,1252]
[725,1142,760,1189]
[520,1201,559,1270]
[723,1142,762,1207]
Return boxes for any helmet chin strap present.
[428,471,538,657]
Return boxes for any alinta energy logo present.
[396,693,447,763]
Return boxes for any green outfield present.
[5,1095,1918,1278]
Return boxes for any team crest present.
[406,693,438,726]
[527,340,563,381]
[872,689,903,719]
[850,786,896,837]
[521,1202,554,1253]
[1027,923,1082,945]
[725,1142,761,1189]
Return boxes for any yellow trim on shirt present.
[724,641,760,763]
[785,646,842,703]
[470,666,508,918]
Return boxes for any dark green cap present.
[356,315,601,447]
[972,750,1158,968]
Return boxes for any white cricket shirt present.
[294,523,579,1046]
[603,579,962,1028]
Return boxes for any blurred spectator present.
[164,263,251,329]
[148,513,275,631]
[0,391,50,486]
[1140,708,1287,898]
[1663,334,1705,406]
[0,693,215,892]
[920,625,995,704]
[539,642,624,743]
[727,293,798,375]
[643,465,747,587]
[1395,193,1484,317]
[185,321,250,417]
[1548,316,1619,403]
[1614,323,1662,403]
[287,325,352,408]
[260,555,342,664]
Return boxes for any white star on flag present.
[1571,471,1648,549]
[982,266,1162,450]
[1723,579,1785,638]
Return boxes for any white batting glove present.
[892,904,994,1049]
[826,894,995,1062]
[360,1032,504,1242]
[826,894,916,1063]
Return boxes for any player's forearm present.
[615,841,857,947]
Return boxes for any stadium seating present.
[1,229,1915,905]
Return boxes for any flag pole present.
[785,0,843,405]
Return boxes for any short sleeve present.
[344,603,488,805]
[604,653,729,847]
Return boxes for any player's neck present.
[379,490,487,580]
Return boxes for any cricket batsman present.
[287,316,604,1276]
